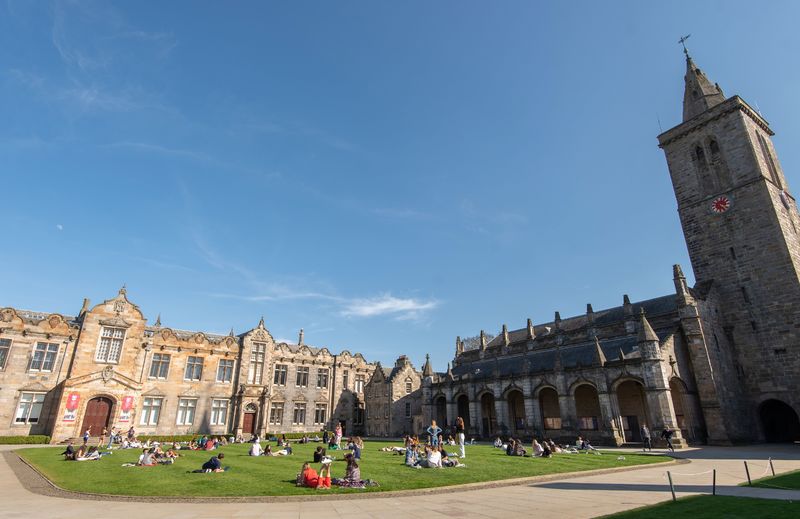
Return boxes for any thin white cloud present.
[56,224,64,231]
[341,294,438,320]
[110,140,213,162]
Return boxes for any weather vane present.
[678,34,691,57]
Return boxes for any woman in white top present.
[249,438,263,456]
[532,439,545,457]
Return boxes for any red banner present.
[62,393,80,422]
[119,395,134,422]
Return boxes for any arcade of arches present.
[431,378,702,446]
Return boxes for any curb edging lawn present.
[6,450,682,503]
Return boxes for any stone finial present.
[637,308,659,343]
[228,327,235,337]
[527,318,535,339]
[456,336,463,355]
[119,284,127,296]
[673,263,692,304]
[422,353,434,377]
[586,304,594,323]
[447,362,453,377]
[298,328,305,345]
[258,316,265,328]
[502,324,509,346]
[554,311,561,329]
[623,294,633,315]
[79,298,90,317]
[594,335,607,366]
[683,54,726,122]
[480,330,487,350]
[154,313,162,327]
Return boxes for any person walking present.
[82,426,91,445]
[661,427,675,452]
[456,416,466,458]
[641,424,652,452]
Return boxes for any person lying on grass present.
[198,452,226,472]
[298,461,332,489]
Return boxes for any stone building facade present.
[0,289,375,442]
[420,52,800,445]
[363,355,428,437]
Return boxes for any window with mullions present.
[269,402,284,425]
[176,398,196,425]
[217,359,234,383]
[149,353,171,379]
[247,342,265,384]
[29,342,58,372]
[296,366,309,387]
[316,368,329,389]
[293,403,306,425]
[314,404,327,425]
[95,326,125,363]
[210,399,228,425]
[15,393,45,424]
[273,364,288,385]
[140,397,162,425]
[355,374,366,393]
[184,356,203,381]
[0,338,11,370]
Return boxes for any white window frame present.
[293,403,306,425]
[176,398,197,425]
[314,404,327,425]
[296,366,309,388]
[140,397,163,426]
[316,368,329,389]
[15,392,45,424]
[247,342,265,384]
[29,342,59,372]
[0,338,11,370]
[95,326,126,364]
[269,402,284,425]
[355,374,366,393]
[210,399,229,426]
[184,356,203,381]
[406,380,413,394]
[273,364,288,385]
[149,353,171,379]
[216,359,234,383]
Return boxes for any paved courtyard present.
[1,444,799,518]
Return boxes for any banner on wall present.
[118,395,134,423]
[62,392,80,422]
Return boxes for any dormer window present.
[95,327,125,363]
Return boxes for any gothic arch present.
[533,382,558,398]
[610,374,646,392]
[568,378,598,395]
[501,383,525,399]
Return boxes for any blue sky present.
[2,1,799,370]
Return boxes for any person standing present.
[335,423,343,447]
[455,416,466,458]
[426,420,442,447]
[82,426,91,445]
[661,427,675,452]
[99,427,108,448]
[641,424,652,452]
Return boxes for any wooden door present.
[242,412,255,434]
[80,397,113,437]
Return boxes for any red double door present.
[80,397,113,437]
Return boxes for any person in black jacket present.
[660,427,675,452]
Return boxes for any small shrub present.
[0,435,51,444]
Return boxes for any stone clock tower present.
[658,50,800,441]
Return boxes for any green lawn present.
[752,468,800,490]
[603,495,800,518]
[16,441,667,497]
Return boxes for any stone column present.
[597,390,623,446]
[558,394,575,435]
[494,397,508,436]
[469,388,482,438]
[445,386,456,428]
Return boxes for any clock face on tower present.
[711,196,731,214]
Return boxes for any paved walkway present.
[2,444,799,518]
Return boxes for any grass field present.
[752,468,800,490]
[16,440,668,497]
[602,495,800,518]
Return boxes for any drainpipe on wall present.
[329,355,338,431]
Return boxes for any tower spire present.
[682,49,726,122]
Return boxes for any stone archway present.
[574,384,601,433]
[507,390,526,434]
[616,380,649,443]
[456,395,471,433]
[759,399,800,442]
[242,402,258,435]
[539,387,561,432]
[480,393,496,438]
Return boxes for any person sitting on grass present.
[447,435,456,446]
[333,454,366,488]
[506,438,516,456]
[264,444,273,456]
[273,442,292,456]
[532,439,545,457]
[416,445,442,468]
[76,446,102,461]
[404,443,418,467]
[313,446,327,463]
[493,436,504,448]
[546,439,562,453]
[249,438,263,456]
[351,436,364,460]
[200,452,226,472]
[137,448,155,466]
[298,461,332,489]
[61,441,76,461]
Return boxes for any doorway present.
[80,397,113,437]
